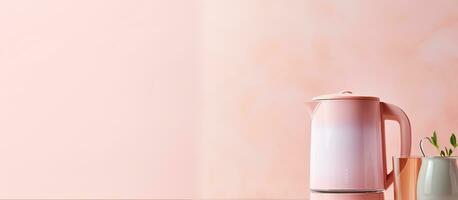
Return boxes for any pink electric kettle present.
[306,91,411,193]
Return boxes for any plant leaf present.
[451,133,457,148]
[449,149,453,156]
[441,150,446,157]
[431,131,439,149]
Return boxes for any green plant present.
[420,131,458,157]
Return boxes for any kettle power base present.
[310,191,384,200]
[310,189,384,193]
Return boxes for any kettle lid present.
[312,90,380,101]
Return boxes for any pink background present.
[200,0,458,199]
[0,0,199,199]
[1,0,458,199]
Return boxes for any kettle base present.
[310,191,384,200]
[311,189,384,193]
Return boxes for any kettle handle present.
[381,102,412,189]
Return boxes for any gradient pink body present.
[307,92,411,192]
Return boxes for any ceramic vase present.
[417,157,458,200]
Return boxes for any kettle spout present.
[305,101,319,116]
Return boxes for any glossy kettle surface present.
[307,91,411,192]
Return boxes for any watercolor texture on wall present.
[199,0,458,199]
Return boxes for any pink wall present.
[0,0,199,198]
[2,0,458,199]
[199,0,458,199]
